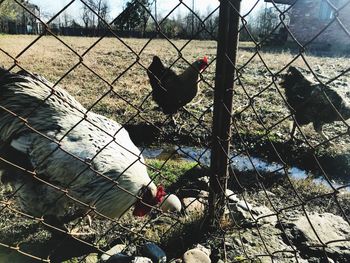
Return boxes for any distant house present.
[19,2,42,34]
[265,0,350,48]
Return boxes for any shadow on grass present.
[0,223,97,263]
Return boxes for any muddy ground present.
[0,35,350,262]
[1,163,349,262]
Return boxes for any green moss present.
[289,177,329,196]
[146,159,197,187]
[237,129,282,144]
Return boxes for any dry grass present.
[1,35,348,146]
[1,34,350,180]
[2,35,350,185]
[0,35,215,125]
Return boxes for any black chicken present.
[147,56,208,125]
[281,66,350,144]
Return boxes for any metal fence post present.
[208,0,241,228]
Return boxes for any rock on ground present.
[141,242,167,263]
[132,257,153,263]
[183,197,206,215]
[279,212,350,262]
[101,244,126,261]
[183,248,211,263]
[222,199,350,262]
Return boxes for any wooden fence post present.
[208,0,241,228]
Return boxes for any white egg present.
[159,194,182,213]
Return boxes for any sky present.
[30,0,265,23]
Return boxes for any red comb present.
[156,185,166,203]
[203,56,208,64]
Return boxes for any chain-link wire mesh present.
[0,0,349,262]
[217,0,350,262]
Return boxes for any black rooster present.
[281,66,350,144]
[147,56,208,125]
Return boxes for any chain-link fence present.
[0,0,349,262]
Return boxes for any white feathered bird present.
[0,68,166,227]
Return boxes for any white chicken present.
[0,68,166,228]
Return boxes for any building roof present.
[264,0,295,4]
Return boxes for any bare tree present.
[203,7,219,39]
[97,0,110,29]
[183,11,201,38]
[139,0,151,36]
[62,11,72,27]
[81,5,92,28]
[81,0,110,29]
[248,5,281,40]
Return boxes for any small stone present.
[132,257,153,263]
[85,253,98,263]
[67,254,99,263]
[197,176,210,184]
[251,230,259,236]
[101,244,126,261]
[226,202,253,225]
[252,206,277,225]
[265,191,275,197]
[141,242,167,263]
[160,194,182,213]
[225,189,239,203]
[183,248,211,263]
[106,254,134,263]
[233,238,241,246]
[236,200,252,211]
[183,198,206,214]
[194,244,211,257]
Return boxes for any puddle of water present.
[142,148,163,159]
[141,145,349,191]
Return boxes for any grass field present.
[0,35,214,126]
[1,34,350,175]
[1,34,349,146]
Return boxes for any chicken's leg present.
[313,122,333,146]
[290,120,297,139]
[288,120,304,144]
